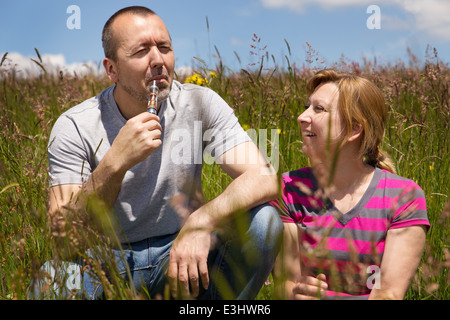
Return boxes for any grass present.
[0,42,448,300]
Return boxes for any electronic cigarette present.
[147,80,159,114]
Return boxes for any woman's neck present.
[311,148,375,214]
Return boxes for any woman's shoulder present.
[281,167,313,180]
[376,168,424,192]
[280,167,317,195]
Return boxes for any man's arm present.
[48,112,161,228]
[196,140,278,220]
[167,141,279,298]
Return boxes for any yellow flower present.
[184,74,195,84]
[184,73,209,86]
[242,124,250,131]
[210,72,217,79]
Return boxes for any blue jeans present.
[32,203,282,300]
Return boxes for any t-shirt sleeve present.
[270,175,302,224]
[47,115,91,187]
[390,180,430,231]
[201,89,251,160]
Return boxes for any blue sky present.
[1,0,449,75]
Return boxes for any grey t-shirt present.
[48,80,250,243]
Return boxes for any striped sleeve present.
[271,176,299,223]
[390,180,429,230]
[377,172,430,230]
[271,168,319,224]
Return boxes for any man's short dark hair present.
[102,6,156,61]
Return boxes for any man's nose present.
[149,47,164,69]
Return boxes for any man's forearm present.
[47,151,128,258]
[79,152,127,209]
[49,151,127,218]
[184,168,278,232]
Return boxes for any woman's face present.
[297,82,346,162]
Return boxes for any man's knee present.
[249,203,283,249]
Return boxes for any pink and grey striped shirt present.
[272,167,429,299]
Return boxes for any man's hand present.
[167,215,212,298]
[165,140,278,299]
[109,112,162,172]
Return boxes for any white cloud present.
[230,38,244,46]
[174,65,194,77]
[0,52,104,78]
[0,52,197,80]
[401,0,450,40]
[261,0,450,40]
[381,14,411,31]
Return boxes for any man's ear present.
[103,58,118,83]
[348,122,363,142]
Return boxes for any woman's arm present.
[273,223,327,299]
[369,225,427,300]
[273,223,301,299]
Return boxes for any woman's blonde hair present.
[306,69,396,173]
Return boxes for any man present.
[41,6,282,299]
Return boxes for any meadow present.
[0,42,448,300]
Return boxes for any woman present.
[273,69,429,300]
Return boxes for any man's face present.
[111,13,175,105]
